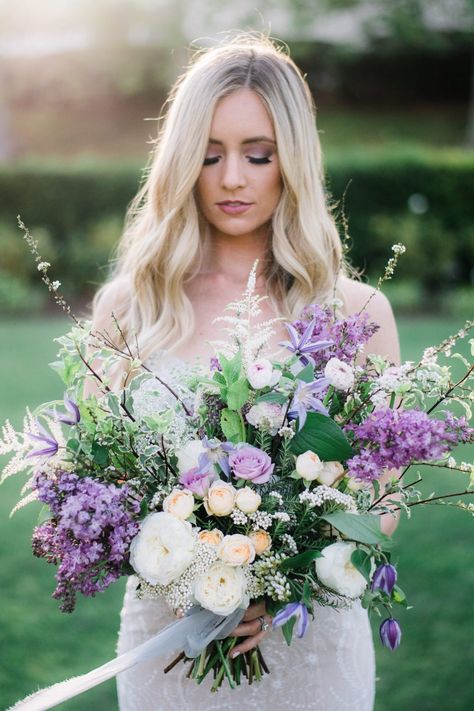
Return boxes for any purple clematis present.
[280,317,333,366]
[288,378,330,430]
[379,618,402,651]
[198,436,235,477]
[272,602,309,638]
[371,563,397,595]
[58,394,81,426]
[27,419,59,459]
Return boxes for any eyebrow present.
[208,136,276,145]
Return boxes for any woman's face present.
[196,88,282,240]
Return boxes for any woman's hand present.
[228,599,272,658]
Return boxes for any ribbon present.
[8,605,246,711]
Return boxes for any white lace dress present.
[116,352,376,711]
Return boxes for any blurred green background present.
[0,0,473,709]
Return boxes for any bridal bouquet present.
[1,253,473,699]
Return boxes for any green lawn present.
[0,316,472,710]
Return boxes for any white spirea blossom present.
[176,440,206,474]
[247,358,280,389]
[235,486,261,513]
[193,562,249,615]
[324,358,355,391]
[249,510,273,530]
[299,486,356,511]
[130,512,195,586]
[315,542,367,598]
[162,489,195,520]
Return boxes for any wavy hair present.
[93,32,345,359]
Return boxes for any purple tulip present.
[27,420,59,459]
[272,602,309,638]
[178,466,216,498]
[228,445,274,484]
[280,317,333,366]
[371,563,397,595]
[379,618,402,651]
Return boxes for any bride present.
[89,32,400,711]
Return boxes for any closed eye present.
[203,156,273,166]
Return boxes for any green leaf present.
[91,440,109,467]
[392,585,407,605]
[256,392,288,404]
[226,378,249,411]
[290,412,353,461]
[220,352,242,384]
[280,549,322,571]
[66,438,80,453]
[350,548,374,582]
[321,512,391,546]
[220,409,245,443]
[281,615,296,646]
[296,363,314,383]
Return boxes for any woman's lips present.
[216,202,252,215]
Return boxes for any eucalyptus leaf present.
[290,412,353,461]
[322,512,391,546]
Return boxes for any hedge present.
[0,149,472,312]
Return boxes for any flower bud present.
[371,563,397,595]
[379,618,402,651]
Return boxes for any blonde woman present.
[92,33,400,711]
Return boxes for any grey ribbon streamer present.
[8,605,246,711]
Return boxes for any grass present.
[0,315,472,710]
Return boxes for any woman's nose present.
[221,155,246,190]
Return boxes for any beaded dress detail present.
[116,351,376,711]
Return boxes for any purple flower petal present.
[379,618,402,651]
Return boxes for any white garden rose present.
[247,358,280,390]
[176,440,206,474]
[193,562,249,615]
[235,486,261,513]
[295,450,325,481]
[316,461,345,487]
[162,488,195,520]
[324,358,355,391]
[218,534,256,566]
[204,480,236,516]
[129,512,195,586]
[315,541,367,598]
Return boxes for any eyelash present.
[203,156,272,166]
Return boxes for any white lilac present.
[249,510,273,530]
[298,485,355,511]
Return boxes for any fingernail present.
[231,651,240,659]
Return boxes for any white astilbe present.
[210,261,284,365]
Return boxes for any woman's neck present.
[202,227,272,287]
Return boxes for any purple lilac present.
[371,563,397,595]
[272,602,309,638]
[229,445,274,484]
[291,305,379,370]
[379,618,402,651]
[32,471,140,612]
[346,408,472,481]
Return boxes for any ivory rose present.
[176,440,206,474]
[163,489,195,520]
[235,487,261,513]
[247,358,280,389]
[204,480,236,516]
[295,451,325,481]
[324,358,355,391]
[193,562,249,615]
[315,541,368,598]
[129,512,194,586]
[218,534,256,566]
[317,461,345,487]
[198,529,224,547]
[249,529,272,555]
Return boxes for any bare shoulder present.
[338,275,400,365]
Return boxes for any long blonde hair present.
[93,32,345,359]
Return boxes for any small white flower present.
[130,512,195,586]
[247,358,280,390]
[51,280,61,291]
[235,486,261,513]
[246,402,282,435]
[193,562,249,615]
[315,541,368,598]
[324,358,354,391]
[37,261,51,271]
[295,450,325,481]
[176,440,206,474]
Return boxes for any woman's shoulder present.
[337,275,400,364]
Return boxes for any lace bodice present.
[116,352,376,711]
